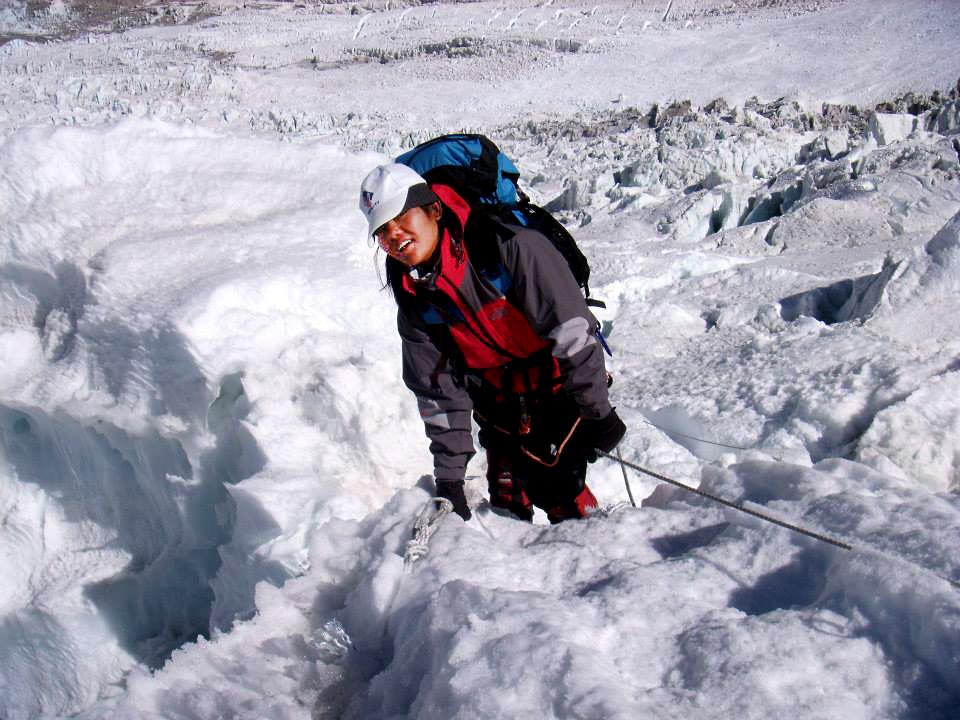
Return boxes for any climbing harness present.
[403,497,454,571]
[602,451,960,590]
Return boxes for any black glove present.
[578,409,627,462]
[436,480,472,521]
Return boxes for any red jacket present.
[395,185,612,482]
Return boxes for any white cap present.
[358,163,439,237]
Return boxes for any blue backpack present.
[395,134,602,307]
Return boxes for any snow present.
[1,1,959,718]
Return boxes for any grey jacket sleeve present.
[500,229,613,420]
[398,304,475,483]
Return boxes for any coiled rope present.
[403,497,453,571]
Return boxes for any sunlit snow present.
[1,1,959,718]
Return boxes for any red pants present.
[485,447,597,523]
[474,382,598,523]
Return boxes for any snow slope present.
[1,1,959,718]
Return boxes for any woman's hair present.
[383,252,405,298]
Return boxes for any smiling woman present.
[359,158,625,525]
[359,163,443,267]
[374,204,443,266]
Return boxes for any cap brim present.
[403,183,440,211]
[367,183,440,237]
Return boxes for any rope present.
[602,451,852,549]
[403,497,453,571]
[616,447,637,508]
[601,452,960,590]
[639,418,756,453]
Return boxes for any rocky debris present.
[869,82,960,138]
[799,128,851,162]
[744,96,817,131]
[820,103,869,134]
[1,1,216,46]
[868,113,919,147]
[349,34,592,66]
[487,82,960,249]
[875,86,957,115]
[543,179,584,213]
[824,130,850,159]
[669,0,846,21]
[926,100,960,136]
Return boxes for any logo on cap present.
[361,190,376,212]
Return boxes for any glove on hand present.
[436,480,472,521]
[578,409,627,462]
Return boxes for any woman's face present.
[375,202,442,267]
